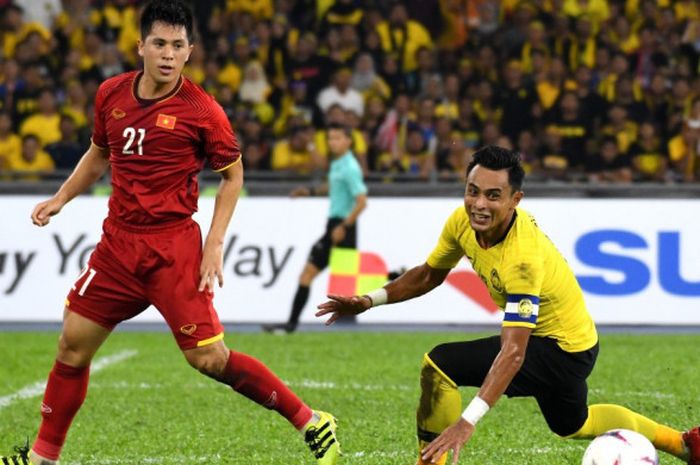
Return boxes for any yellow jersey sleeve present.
[668,135,686,162]
[271,141,291,170]
[352,130,367,155]
[426,207,466,269]
[314,130,328,157]
[501,252,545,329]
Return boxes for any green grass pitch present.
[1,331,699,464]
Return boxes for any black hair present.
[466,145,525,192]
[22,133,40,143]
[600,136,618,146]
[326,122,352,138]
[140,0,194,44]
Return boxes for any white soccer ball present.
[581,429,659,465]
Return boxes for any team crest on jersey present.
[517,298,534,318]
[180,324,197,335]
[111,108,126,119]
[490,269,503,292]
[156,113,177,129]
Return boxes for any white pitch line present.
[86,379,415,392]
[0,349,138,411]
[589,388,676,399]
[289,379,413,391]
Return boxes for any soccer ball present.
[581,429,659,465]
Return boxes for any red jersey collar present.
[131,71,183,106]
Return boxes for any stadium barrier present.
[1,196,699,324]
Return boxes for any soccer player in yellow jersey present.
[317,145,700,465]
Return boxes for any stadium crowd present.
[0,0,699,182]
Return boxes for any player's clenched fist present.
[31,196,66,227]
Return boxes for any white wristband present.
[461,396,490,426]
[364,288,388,307]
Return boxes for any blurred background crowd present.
[0,0,699,183]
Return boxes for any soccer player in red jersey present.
[1,2,339,464]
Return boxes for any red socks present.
[224,351,312,429]
[33,360,90,460]
[31,352,312,461]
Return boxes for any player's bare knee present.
[185,346,228,379]
[56,334,91,366]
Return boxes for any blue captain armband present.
[503,294,540,325]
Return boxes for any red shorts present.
[66,217,224,350]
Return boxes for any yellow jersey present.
[20,113,61,147]
[0,133,21,168]
[271,140,315,173]
[427,206,598,352]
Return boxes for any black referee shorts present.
[428,335,599,437]
[307,217,357,270]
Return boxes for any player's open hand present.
[316,294,370,325]
[421,418,474,464]
[31,196,66,226]
[199,240,224,292]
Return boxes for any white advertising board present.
[1,196,699,325]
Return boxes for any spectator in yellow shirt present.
[0,112,21,171]
[6,134,55,180]
[601,105,639,154]
[271,123,324,174]
[226,0,274,20]
[608,16,640,55]
[19,88,61,147]
[669,111,700,182]
[376,3,433,73]
[314,104,368,171]
[1,4,52,59]
[628,121,667,182]
[674,0,700,22]
[350,53,390,101]
[563,0,610,32]
[61,80,89,129]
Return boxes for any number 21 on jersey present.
[123,127,146,155]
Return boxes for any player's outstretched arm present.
[421,326,533,464]
[199,160,244,292]
[316,263,450,325]
[31,143,110,227]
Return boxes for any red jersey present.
[92,71,241,225]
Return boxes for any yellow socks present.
[415,354,460,465]
[569,404,685,458]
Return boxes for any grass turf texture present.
[1,331,698,464]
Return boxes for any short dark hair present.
[466,145,525,192]
[326,122,352,138]
[140,0,194,44]
[22,133,40,144]
[600,136,618,147]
